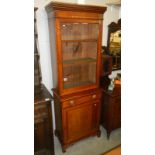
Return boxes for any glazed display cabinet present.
[46,2,106,152]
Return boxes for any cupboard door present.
[63,101,99,143]
[60,21,100,91]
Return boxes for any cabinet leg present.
[107,131,111,140]
[54,129,58,137]
[62,145,67,153]
[97,129,101,137]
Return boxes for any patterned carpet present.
[54,126,121,155]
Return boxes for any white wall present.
[35,0,52,93]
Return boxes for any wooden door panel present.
[57,18,102,96]
[63,101,101,143]
[64,102,94,142]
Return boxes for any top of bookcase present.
[45,2,107,14]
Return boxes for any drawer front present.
[62,93,101,108]
[34,103,48,123]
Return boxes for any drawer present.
[62,93,101,108]
[34,113,48,123]
[34,104,47,114]
[34,103,48,123]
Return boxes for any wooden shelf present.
[64,81,93,89]
[62,39,98,42]
[63,58,96,66]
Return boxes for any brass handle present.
[92,94,96,99]
[70,100,75,106]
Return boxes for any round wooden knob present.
[92,94,96,99]
[70,100,75,106]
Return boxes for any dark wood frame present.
[107,19,121,70]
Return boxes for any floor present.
[54,126,121,155]
[102,145,121,155]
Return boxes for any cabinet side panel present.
[53,94,63,142]
[102,93,110,129]
[48,14,58,89]
[46,102,55,153]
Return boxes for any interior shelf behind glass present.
[62,39,98,42]
[63,57,96,65]
[62,42,97,62]
[63,62,96,89]
[64,81,94,89]
[61,22,99,89]
[61,23,99,41]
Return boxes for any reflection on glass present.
[109,30,121,69]
[61,22,99,89]
[61,23,99,40]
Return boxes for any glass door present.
[60,22,99,90]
